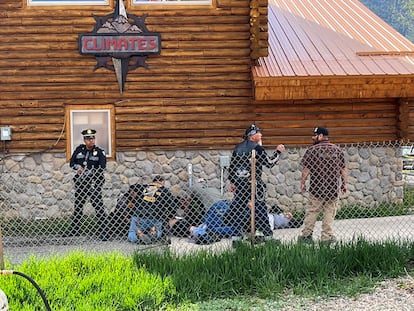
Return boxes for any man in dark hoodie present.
[226,124,285,246]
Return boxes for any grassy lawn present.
[0,239,412,310]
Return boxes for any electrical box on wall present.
[220,155,230,168]
[1,127,12,141]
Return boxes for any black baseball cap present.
[314,127,329,136]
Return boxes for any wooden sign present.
[78,0,161,93]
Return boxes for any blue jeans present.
[127,216,163,243]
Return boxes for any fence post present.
[187,163,193,187]
[250,150,256,245]
[0,225,4,269]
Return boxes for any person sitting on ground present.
[127,175,176,244]
[268,205,303,230]
[107,183,144,236]
[168,192,205,237]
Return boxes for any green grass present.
[335,202,411,219]
[0,239,411,310]
[133,239,413,301]
[0,252,178,311]
[0,216,96,236]
[403,186,414,208]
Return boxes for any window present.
[66,105,115,160]
[132,0,211,5]
[27,0,109,5]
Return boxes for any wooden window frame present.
[65,105,115,161]
[26,0,111,6]
[131,0,212,6]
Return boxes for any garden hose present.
[0,270,52,311]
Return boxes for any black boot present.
[63,217,80,237]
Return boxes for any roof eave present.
[253,74,414,101]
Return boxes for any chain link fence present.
[0,141,413,265]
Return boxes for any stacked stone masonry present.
[0,144,405,219]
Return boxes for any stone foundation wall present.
[0,144,404,219]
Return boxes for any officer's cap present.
[82,129,96,139]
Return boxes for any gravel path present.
[278,276,414,311]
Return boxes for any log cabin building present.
[0,0,414,216]
[1,0,413,156]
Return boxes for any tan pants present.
[301,195,338,241]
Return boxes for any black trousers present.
[71,182,106,234]
[227,178,272,237]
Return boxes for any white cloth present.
[268,213,290,230]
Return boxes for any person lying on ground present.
[268,205,303,230]
[187,200,234,244]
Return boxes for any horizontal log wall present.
[0,2,412,154]
[406,99,414,141]
[0,1,260,153]
[251,98,401,146]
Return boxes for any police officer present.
[227,124,285,246]
[67,129,108,240]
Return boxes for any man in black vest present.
[227,124,285,246]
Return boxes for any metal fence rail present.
[0,141,413,265]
